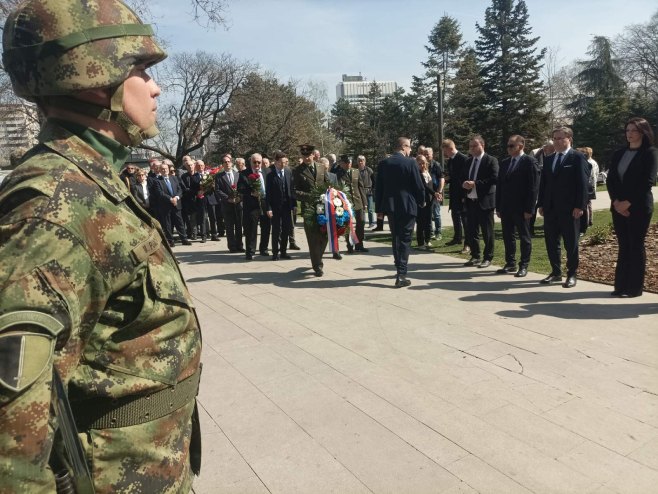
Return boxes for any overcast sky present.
[149,0,656,107]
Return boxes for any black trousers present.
[543,210,580,276]
[160,206,187,243]
[193,202,207,238]
[450,205,467,242]
[500,212,532,268]
[271,205,292,255]
[222,201,243,250]
[416,205,432,246]
[207,203,224,237]
[465,199,494,261]
[242,207,260,255]
[612,210,651,295]
[389,213,415,276]
[289,210,297,247]
[259,214,271,253]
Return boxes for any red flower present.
[248,173,260,180]
[209,167,222,175]
[230,184,237,190]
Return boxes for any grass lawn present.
[368,205,657,275]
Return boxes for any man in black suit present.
[179,156,196,239]
[495,135,540,277]
[153,163,191,247]
[537,126,588,288]
[216,157,244,252]
[442,139,469,249]
[462,135,499,268]
[266,151,296,261]
[238,153,268,260]
[200,159,222,242]
[375,137,426,288]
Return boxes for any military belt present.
[72,369,201,430]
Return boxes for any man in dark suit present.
[200,159,222,242]
[266,151,296,261]
[153,163,191,247]
[238,153,268,260]
[293,143,330,277]
[462,135,499,268]
[537,126,588,288]
[375,137,426,288]
[442,139,469,249]
[179,156,196,239]
[216,157,244,252]
[495,135,540,277]
[130,168,153,216]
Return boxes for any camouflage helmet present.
[2,0,167,145]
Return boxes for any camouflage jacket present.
[0,121,202,493]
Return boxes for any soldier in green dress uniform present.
[292,144,329,277]
[336,155,369,254]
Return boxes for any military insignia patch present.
[0,332,55,392]
[0,311,64,393]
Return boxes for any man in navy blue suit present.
[375,137,426,288]
[266,151,296,261]
[537,126,588,288]
[495,135,539,278]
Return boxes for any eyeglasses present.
[506,144,517,148]
[253,160,262,164]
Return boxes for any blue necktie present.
[164,177,173,195]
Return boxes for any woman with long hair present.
[606,117,658,297]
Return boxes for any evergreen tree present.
[446,48,486,149]
[330,97,363,155]
[475,0,548,156]
[405,75,437,147]
[570,36,630,167]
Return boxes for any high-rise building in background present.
[336,74,398,106]
[0,103,40,168]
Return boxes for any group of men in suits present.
[440,127,588,288]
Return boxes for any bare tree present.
[141,51,254,164]
[615,11,658,99]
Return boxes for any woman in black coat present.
[606,117,658,297]
[415,154,436,250]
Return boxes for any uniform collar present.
[40,119,132,203]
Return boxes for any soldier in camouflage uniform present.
[0,1,202,493]
[293,144,329,277]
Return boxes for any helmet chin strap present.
[46,82,159,147]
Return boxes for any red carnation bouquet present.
[198,166,222,198]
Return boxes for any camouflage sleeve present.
[0,199,108,492]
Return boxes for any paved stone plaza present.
[183,215,658,493]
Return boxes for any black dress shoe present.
[395,276,411,288]
[621,292,642,298]
[168,240,175,247]
[515,267,528,278]
[200,237,206,243]
[540,274,562,284]
[181,239,192,246]
[371,226,383,231]
[611,290,623,296]
[280,253,292,259]
[563,276,577,288]
[237,247,245,252]
[478,260,491,268]
[314,268,323,277]
[463,258,481,267]
[271,254,279,261]
[245,254,253,261]
[288,243,301,250]
[496,265,516,274]
[355,246,369,253]
[445,239,461,246]
[346,246,354,254]
[333,252,342,260]
[260,250,269,256]
[211,235,220,241]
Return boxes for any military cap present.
[339,154,351,164]
[298,143,315,156]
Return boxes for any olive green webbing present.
[3,24,153,63]
[72,368,201,430]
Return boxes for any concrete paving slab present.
[183,217,658,493]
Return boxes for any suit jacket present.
[131,181,150,211]
[265,166,296,212]
[216,169,242,205]
[238,167,268,213]
[496,153,540,215]
[154,175,183,211]
[374,152,425,217]
[464,153,498,210]
[335,167,367,211]
[447,151,469,207]
[607,145,658,215]
[537,148,588,214]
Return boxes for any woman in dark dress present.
[415,154,436,250]
[606,117,658,297]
